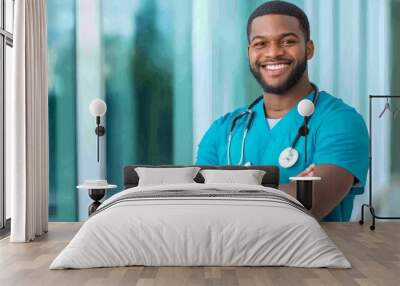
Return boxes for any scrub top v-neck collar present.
[252,90,315,136]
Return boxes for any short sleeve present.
[195,107,245,166]
[196,119,221,165]
[313,109,369,193]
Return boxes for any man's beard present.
[250,56,307,95]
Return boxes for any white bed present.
[50,183,350,269]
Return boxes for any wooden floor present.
[0,222,399,286]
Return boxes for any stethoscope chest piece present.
[279,147,299,168]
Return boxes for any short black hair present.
[247,1,310,43]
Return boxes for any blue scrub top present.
[196,91,369,221]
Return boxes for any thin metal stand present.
[359,95,400,230]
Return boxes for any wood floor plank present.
[0,222,399,286]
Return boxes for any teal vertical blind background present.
[47,0,77,221]
[76,0,106,221]
[48,0,395,221]
[101,1,139,198]
[102,0,193,195]
[392,2,400,176]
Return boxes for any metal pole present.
[369,96,372,206]
[97,126,99,162]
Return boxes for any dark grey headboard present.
[123,165,279,189]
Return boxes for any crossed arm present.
[279,164,354,220]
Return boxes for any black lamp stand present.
[95,116,106,162]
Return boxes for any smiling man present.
[196,1,369,221]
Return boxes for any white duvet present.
[50,183,350,269]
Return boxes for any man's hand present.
[296,163,316,177]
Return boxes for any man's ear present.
[306,40,314,60]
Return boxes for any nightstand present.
[77,183,117,215]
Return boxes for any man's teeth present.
[264,64,290,70]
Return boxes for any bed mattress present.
[50,183,350,269]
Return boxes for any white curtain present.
[8,0,49,242]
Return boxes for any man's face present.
[248,14,314,94]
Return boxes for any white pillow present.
[200,169,266,185]
[135,167,201,186]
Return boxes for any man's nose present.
[264,42,285,58]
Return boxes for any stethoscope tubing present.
[227,84,320,166]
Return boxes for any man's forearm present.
[279,164,354,220]
[310,165,353,219]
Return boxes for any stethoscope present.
[227,83,320,168]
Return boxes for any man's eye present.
[281,40,297,47]
[253,42,265,48]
